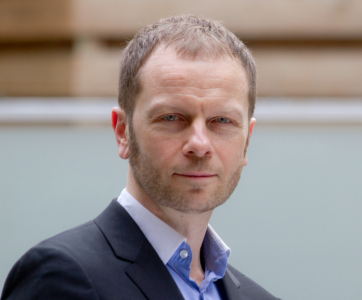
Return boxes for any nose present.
[182,120,213,158]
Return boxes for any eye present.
[215,117,231,124]
[163,115,180,121]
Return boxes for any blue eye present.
[164,115,179,121]
[216,117,231,123]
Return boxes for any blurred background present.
[1,1,362,299]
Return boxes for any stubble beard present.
[128,121,244,214]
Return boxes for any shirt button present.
[180,249,188,258]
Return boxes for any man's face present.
[126,45,255,214]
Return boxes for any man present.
[1,15,280,300]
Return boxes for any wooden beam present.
[1,0,362,41]
[253,46,362,97]
[0,0,72,41]
[73,0,362,39]
[1,42,362,97]
[0,47,72,96]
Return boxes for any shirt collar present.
[118,188,185,264]
[117,188,231,265]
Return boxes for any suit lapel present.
[94,199,184,300]
[126,239,185,300]
[94,199,144,262]
[216,268,242,300]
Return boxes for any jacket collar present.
[94,198,144,262]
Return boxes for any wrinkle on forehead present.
[147,88,243,103]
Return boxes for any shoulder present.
[227,264,282,300]
[1,242,99,300]
[1,221,103,300]
[38,220,101,249]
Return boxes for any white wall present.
[1,122,361,299]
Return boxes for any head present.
[113,15,257,214]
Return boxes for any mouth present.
[174,172,216,179]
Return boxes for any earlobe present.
[111,107,130,159]
[243,118,256,167]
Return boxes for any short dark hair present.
[118,15,257,120]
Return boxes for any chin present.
[164,190,228,214]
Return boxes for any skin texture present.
[112,45,256,285]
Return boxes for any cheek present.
[215,138,246,167]
[134,118,178,157]
[141,134,182,164]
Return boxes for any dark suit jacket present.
[1,199,280,300]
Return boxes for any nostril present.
[181,126,213,157]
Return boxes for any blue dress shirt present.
[118,189,231,300]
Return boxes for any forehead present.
[136,45,249,113]
[140,45,246,85]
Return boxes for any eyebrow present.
[146,102,188,119]
[215,108,244,120]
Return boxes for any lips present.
[174,173,216,178]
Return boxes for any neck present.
[160,207,211,286]
[126,170,212,286]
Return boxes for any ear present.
[243,118,256,167]
[112,107,130,159]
